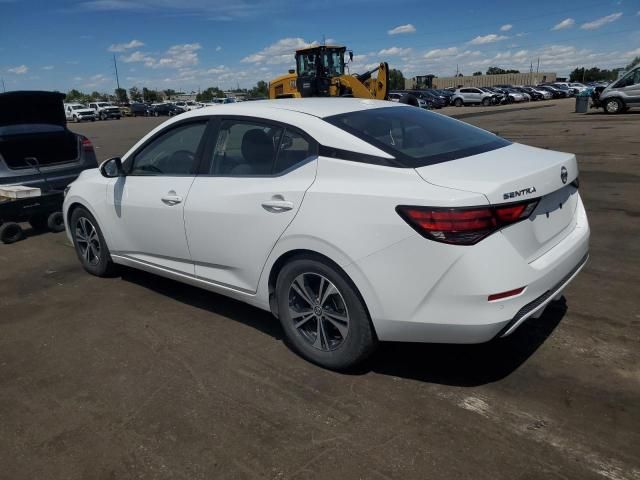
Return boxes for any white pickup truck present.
[64,103,96,122]
[88,102,122,120]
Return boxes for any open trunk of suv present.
[0,91,80,169]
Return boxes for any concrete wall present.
[406,72,557,89]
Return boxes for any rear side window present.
[324,106,510,168]
[209,120,314,176]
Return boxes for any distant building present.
[174,93,197,101]
[406,72,557,89]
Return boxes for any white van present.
[63,103,96,122]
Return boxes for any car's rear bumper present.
[346,195,590,344]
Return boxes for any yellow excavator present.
[269,45,389,100]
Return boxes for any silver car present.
[450,88,495,107]
[595,65,640,114]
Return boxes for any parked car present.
[387,92,403,103]
[89,102,122,120]
[591,64,640,114]
[64,103,96,122]
[129,103,151,117]
[517,87,544,101]
[568,82,589,94]
[174,101,201,111]
[504,88,527,102]
[149,103,186,117]
[413,90,447,109]
[536,86,565,99]
[525,86,553,99]
[1,91,97,191]
[551,84,574,97]
[450,87,495,106]
[63,98,589,369]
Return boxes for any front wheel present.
[604,98,623,114]
[276,257,377,370]
[70,207,116,277]
[454,98,463,107]
[482,97,491,106]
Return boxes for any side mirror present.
[348,51,354,62]
[100,157,124,178]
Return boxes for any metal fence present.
[406,72,557,89]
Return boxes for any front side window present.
[615,69,640,88]
[129,121,207,175]
[325,106,511,168]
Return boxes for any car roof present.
[181,98,401,120]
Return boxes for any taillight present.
[81,136,94,153]
[396,199,539,245]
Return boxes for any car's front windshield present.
[325,106,510,168]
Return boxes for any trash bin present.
[575,95,589,113]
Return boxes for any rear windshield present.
[324,106,510,168]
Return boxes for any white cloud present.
[157,43,201,68]
[424,47,458,59]
[581,12,622,30]
[42,65,54,70]
[121,51,155,66]
[241,37,318,65]
[626,48,640,56]
[122,43,202,69]
[468,34,508,45]
[378,47,411,56]
[388,24,416,35]
[8,65,28,74]
[215,46,222,51]
[500,24,513,32]
[552,18,574,30]
[108,39,144,52]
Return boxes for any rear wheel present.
[454,98,463,107]
[70,207,116,277]
[276,257,377,370]
[604,98,623,114]
[0,222,24,244]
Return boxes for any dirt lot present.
[1,100,639,480]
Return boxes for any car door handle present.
[161,194,183,206]
[261,200,294,212]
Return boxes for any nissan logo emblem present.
[561,166,568,184]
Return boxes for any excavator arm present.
[337,62,389,100]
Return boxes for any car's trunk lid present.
[0,90,66,127]
[415,143,580,260]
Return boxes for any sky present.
[1,0,639,94]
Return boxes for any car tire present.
[29,213,49,231]
[47,211,65,233]
[482,98,491,106]
[0,222,24,244]
[454,98,463,107]
[69,207,116,277]
[73,115,79,123]
[275,256,377,370]
[604,98,623,114]
[154,111,159,117]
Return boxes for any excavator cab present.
[268,44,388,100]
[295,46,346,97]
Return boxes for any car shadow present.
[118,266,566,387]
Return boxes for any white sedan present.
[63,98,589,369]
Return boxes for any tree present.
[142,87,160,103]
[569,67,618,82]
[66,89,90,103]
[164,89,177,100]
[114,88,127,103]
[388,69,405,90]
[129,86,142,102]
[486,67,520,75]
[248,80,268,98]
[473,71,482,76]
[197,86,225,102]
[626,56,640,71]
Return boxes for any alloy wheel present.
[288,273,350,351]
[75,217,101,266]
